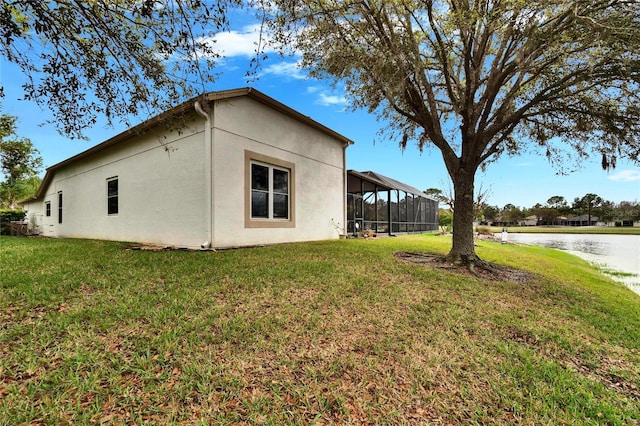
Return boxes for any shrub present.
[475,225,494,236]
[0,209,26,235]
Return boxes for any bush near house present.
[0,209,25,235]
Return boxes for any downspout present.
[194,100,214,250]
[343,143,348,237]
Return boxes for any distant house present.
[20,88,436,248]
[567,215,598,226]
[520,215,538,227]
[20,88,352,249]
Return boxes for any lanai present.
[346,170,439,236]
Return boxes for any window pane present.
[273,194,288,218]
[273,169,288,194]
[251,164,269,191]
[108,197,118,215]
[108,179,118,196]
[58,193,63,224]
[251,191,268,218]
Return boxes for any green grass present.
[1,235,639,424]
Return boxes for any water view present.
[501,233,640,296]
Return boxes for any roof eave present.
[22,88,354,203]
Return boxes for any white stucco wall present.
[22,94,347,249]
[24,115,210,248]
[211,96,346,248]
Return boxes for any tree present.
[438,208,453,233]
[530,202,547,224]
[530,196,563,225]
[547,196,568,211]
[598,200,616,224]
[269,0,640,269]
[0,114,43,208]
[617,201,640,223]
[425,180,491,222]
[574,193,604,225]
[1,0,244,139]
[482,205,500,225]
[424,187,453,210]
[502,203,524,226]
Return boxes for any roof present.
[20,88,354,203]
[568,215,599,222]
[347,170,434,200]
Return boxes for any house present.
[567,215,598,226]
[519,215,538,227]
[20,88,353,249]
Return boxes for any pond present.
[498,233,640,296]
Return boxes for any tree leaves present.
[0,113,43,207]
[266,0,640,262]
[1,0,244,139]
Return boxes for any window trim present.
[244,150,295,229]
[107,176,118,215]
[45,201,51,217]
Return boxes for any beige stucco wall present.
[24,115,209,248]
[211,97,346,248]
[22,95,347,249]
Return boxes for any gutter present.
[194,100,214,250]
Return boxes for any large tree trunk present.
[447,167,482,266]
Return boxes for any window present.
[251,163,289,219]
[45,201,51,217]
[57,192,63,224]
[107,177,118,215]
[245,151,295,228]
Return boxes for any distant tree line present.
[479,194,640,227]
[426,188,640,227]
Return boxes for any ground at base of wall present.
[124,244,192,251]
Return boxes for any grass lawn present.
[1,235,639,424]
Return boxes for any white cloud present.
[262,61,307,80]
[258,60,347,108]
[316,93,347,107]
[198,24,276,58]
[608,169,640,182]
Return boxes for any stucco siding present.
[211,97,345,247]
[25,117,210,248]
[21,90,350,249]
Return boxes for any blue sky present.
[2,18,639,209]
